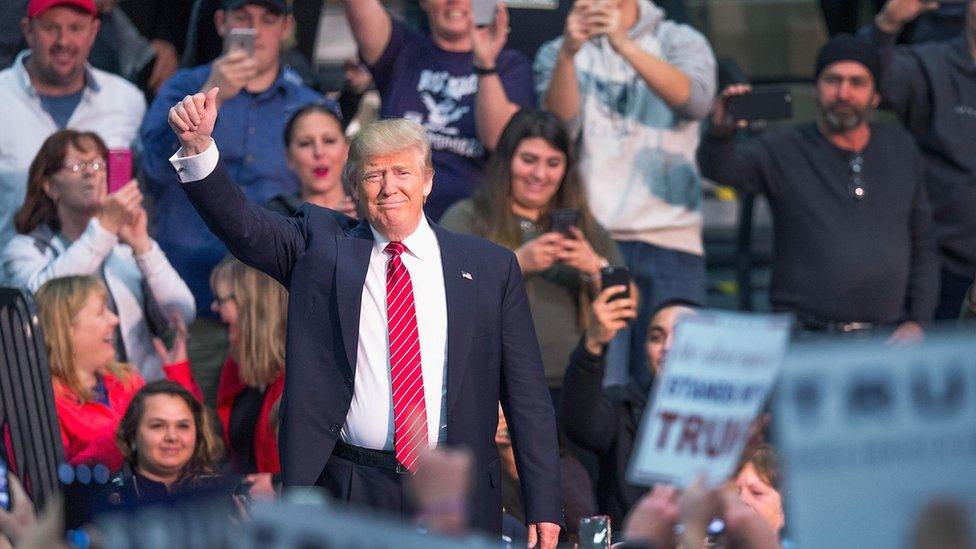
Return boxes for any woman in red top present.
[210,257,286,497]
[35,275,201,472]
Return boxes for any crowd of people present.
[0,0,974,546]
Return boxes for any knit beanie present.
[814,34,882,84]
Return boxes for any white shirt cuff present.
[168,139,219,183]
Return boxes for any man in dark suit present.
[166,87,562,546]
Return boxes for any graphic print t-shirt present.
[369,19,536,220]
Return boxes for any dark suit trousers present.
[315,453,417,519]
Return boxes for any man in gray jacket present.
[862,0,976,319]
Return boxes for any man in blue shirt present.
[139,0,327,403]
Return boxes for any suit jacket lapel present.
[433,225,475,417]
[335,220,374,375]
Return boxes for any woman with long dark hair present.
[441,108,624,390]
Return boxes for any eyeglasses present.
[848,154,865,200]
[61,159,106,173]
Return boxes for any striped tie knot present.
[385,241,407,258]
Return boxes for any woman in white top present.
[2,129,194,381]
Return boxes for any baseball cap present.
[27,0,97,17]
[221,0,290,14]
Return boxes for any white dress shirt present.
[169,141,449,450]
[343,218,448,450]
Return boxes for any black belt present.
[794,313,878,333]
[333,440,410,474]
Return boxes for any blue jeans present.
[603,241,706,388]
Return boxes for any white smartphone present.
[224,27,256,56]
[472,0,499,27]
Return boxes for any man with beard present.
[698,35,938,338]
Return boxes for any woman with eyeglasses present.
[209,256,287,499]
[2,130,195,382]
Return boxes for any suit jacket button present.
[344,377,353,388]
[330,424,340,434]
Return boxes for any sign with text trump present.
[775,335,976,548]
[628,311,791,488]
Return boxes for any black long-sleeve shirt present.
[560,341,649,528]
[699,122,939,323]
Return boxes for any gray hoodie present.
[861,24,976,278]
[534,1,716,256]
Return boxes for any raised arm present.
[859,0,939,119]
[560,285,637,453]
[539,0,593,121]
[594,2,716,118]
[341,0,393,66]
[473,4,526,151]
[168,88,305,286]
[696,84,771,196]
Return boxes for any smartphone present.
[0,456,10,511]
[727,87,793,122]
[600,266,631,301]
[579,515,611,548]
[472,0,499,26]
[224,27,256,56]
[549,208,579,236]
[107,148,132,194]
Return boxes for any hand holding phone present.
[579,515,612,548]
[107,149,132,194]
[600,266,631,301]
[726,87,793,123]
[549,208,580,237]
[472,0,499,27]
[224,28,256,56]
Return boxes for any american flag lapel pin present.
[461,270,473,281]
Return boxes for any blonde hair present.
[210,257,287,388]
[35,276,134,402]
[342,118,433,194]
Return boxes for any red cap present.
[27,0,97,17]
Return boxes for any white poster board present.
[628,311,791,488]
[775,335,976,548]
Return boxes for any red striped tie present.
[385,241,428,473]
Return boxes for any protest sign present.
[775,335,976,548]
[628,310,791,488]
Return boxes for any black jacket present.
[560,340,650,528]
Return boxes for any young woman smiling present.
[440,108,624,391]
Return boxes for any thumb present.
[205,86,220,109]
[526,523,538,548]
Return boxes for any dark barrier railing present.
[0,286,64,510]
